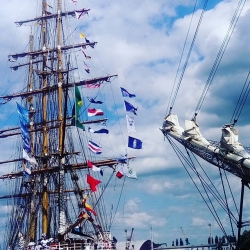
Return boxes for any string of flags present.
[17,103,38,178]
[70,85,104,208]
[121,87,142,149]
[76,195,103,231]
[79,31,95,74]
[112,86,142,180]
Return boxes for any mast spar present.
[55,0,67,237]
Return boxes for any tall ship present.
[0,0,136,249]
[160,0,250,249]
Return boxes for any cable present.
[167,0,198,114]
[194,0,246,119]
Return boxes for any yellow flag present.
[80,32,85,38]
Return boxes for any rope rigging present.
[166,135,238,246]
[230,70,250,125]
[167,0,198,114]
[193,0,247,120]
[167,0,248,122]
[167,0,207,115]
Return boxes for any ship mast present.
[28,29,36,241]
[56,0,67,237]
[41,0,49,236]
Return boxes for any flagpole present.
[150,226,153,250]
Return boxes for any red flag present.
[116,165,127,179]
[87,174,101,191]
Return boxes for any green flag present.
[71,85,85,130]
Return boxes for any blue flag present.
[88,127,109,134]
[121,87,136,98]
[116,158,127,164]
[23,137,31,153]
[17,103,30,125]
[20,121,30,140]
[128,136,142,149]
[124,100,137,115]
[87,97,103,104]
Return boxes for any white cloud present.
[191,217,207,227]
[0,0,249,247]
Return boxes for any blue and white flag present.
[88,140,102,154]
[88,127,109,134]
[115,157,127,164]
[17,103,30,125]
[120,87,136,98]
[23,137,31,153]
[20,121,30,140]
[128,136,142,149]
[87,97,103,104]
[124,100,137,115]
[126,114,136,133]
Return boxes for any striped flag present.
[88,140,102,154]
[87,108,104,117]
[86,82,101,88]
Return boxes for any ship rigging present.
[161,0,250,249]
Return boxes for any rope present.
[167,0,198,114]
[166,135,237,242]
[219,167,235,238]
[194,0,246,119]
[230,70,250,124]
[109,176,126,229]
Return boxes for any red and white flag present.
[87,160,101,172]
[86,83,101,88]
[87,108,104,117]
[88,140,102,154]
[116,165,127,179]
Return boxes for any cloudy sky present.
[1,0,250,249]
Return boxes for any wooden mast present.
[56,0,67,238]
[28,28,36,242]
[41,0,49,236]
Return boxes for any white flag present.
[25,167,31,175]
[23,149,38,166]
[126,114,136,133]
[126,166,138,179]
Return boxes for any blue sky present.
[1,0,250,249]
